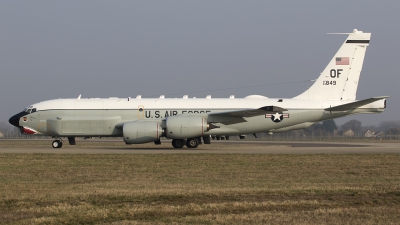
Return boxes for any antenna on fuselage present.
[77,94,81,99]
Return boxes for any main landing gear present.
[172,137,205,149]
[186,138,199,148]
[172,139,185,148]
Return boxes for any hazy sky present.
[1,1,399,126]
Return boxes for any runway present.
[0,140,399,154]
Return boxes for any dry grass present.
[0,153,399,224]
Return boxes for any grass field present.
[1,150,400,224]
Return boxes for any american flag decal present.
[336,57,349,65]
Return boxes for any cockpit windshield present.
[23,106,36,114]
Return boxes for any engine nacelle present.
[123,121,162,144]
[165,115,207,139]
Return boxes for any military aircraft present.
[9,29,388,148]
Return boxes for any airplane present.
[9,29,388,149]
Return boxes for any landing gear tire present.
[186,138,199,148]
[52,140,62,148]
[172,139,185,148]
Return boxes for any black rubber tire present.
[186,138,199,148]
[52,140,62,148]
[172,139,185,148]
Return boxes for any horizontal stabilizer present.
[325,96,389,111]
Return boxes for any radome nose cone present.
[9,111,28,128]
[9,114,20,127]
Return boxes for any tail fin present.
[294,29,371,100]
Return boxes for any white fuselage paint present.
[19,97,385,137]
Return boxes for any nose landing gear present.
[51,137,76,148]
[52,140,63,148]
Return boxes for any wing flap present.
[325,96,389,111]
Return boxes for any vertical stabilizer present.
[294,29,371,100]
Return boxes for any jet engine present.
[165,115,207,139]
[123,121,162,144]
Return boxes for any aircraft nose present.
[9,112,27,128]
[9,114,20,127]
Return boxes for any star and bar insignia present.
[265,112,289,123]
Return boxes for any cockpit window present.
[31,108,37,113]
[23,106,34,113]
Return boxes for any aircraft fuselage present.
[11,97,385,138]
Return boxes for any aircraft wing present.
[325,96,389,112]
[208,106,287,125]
